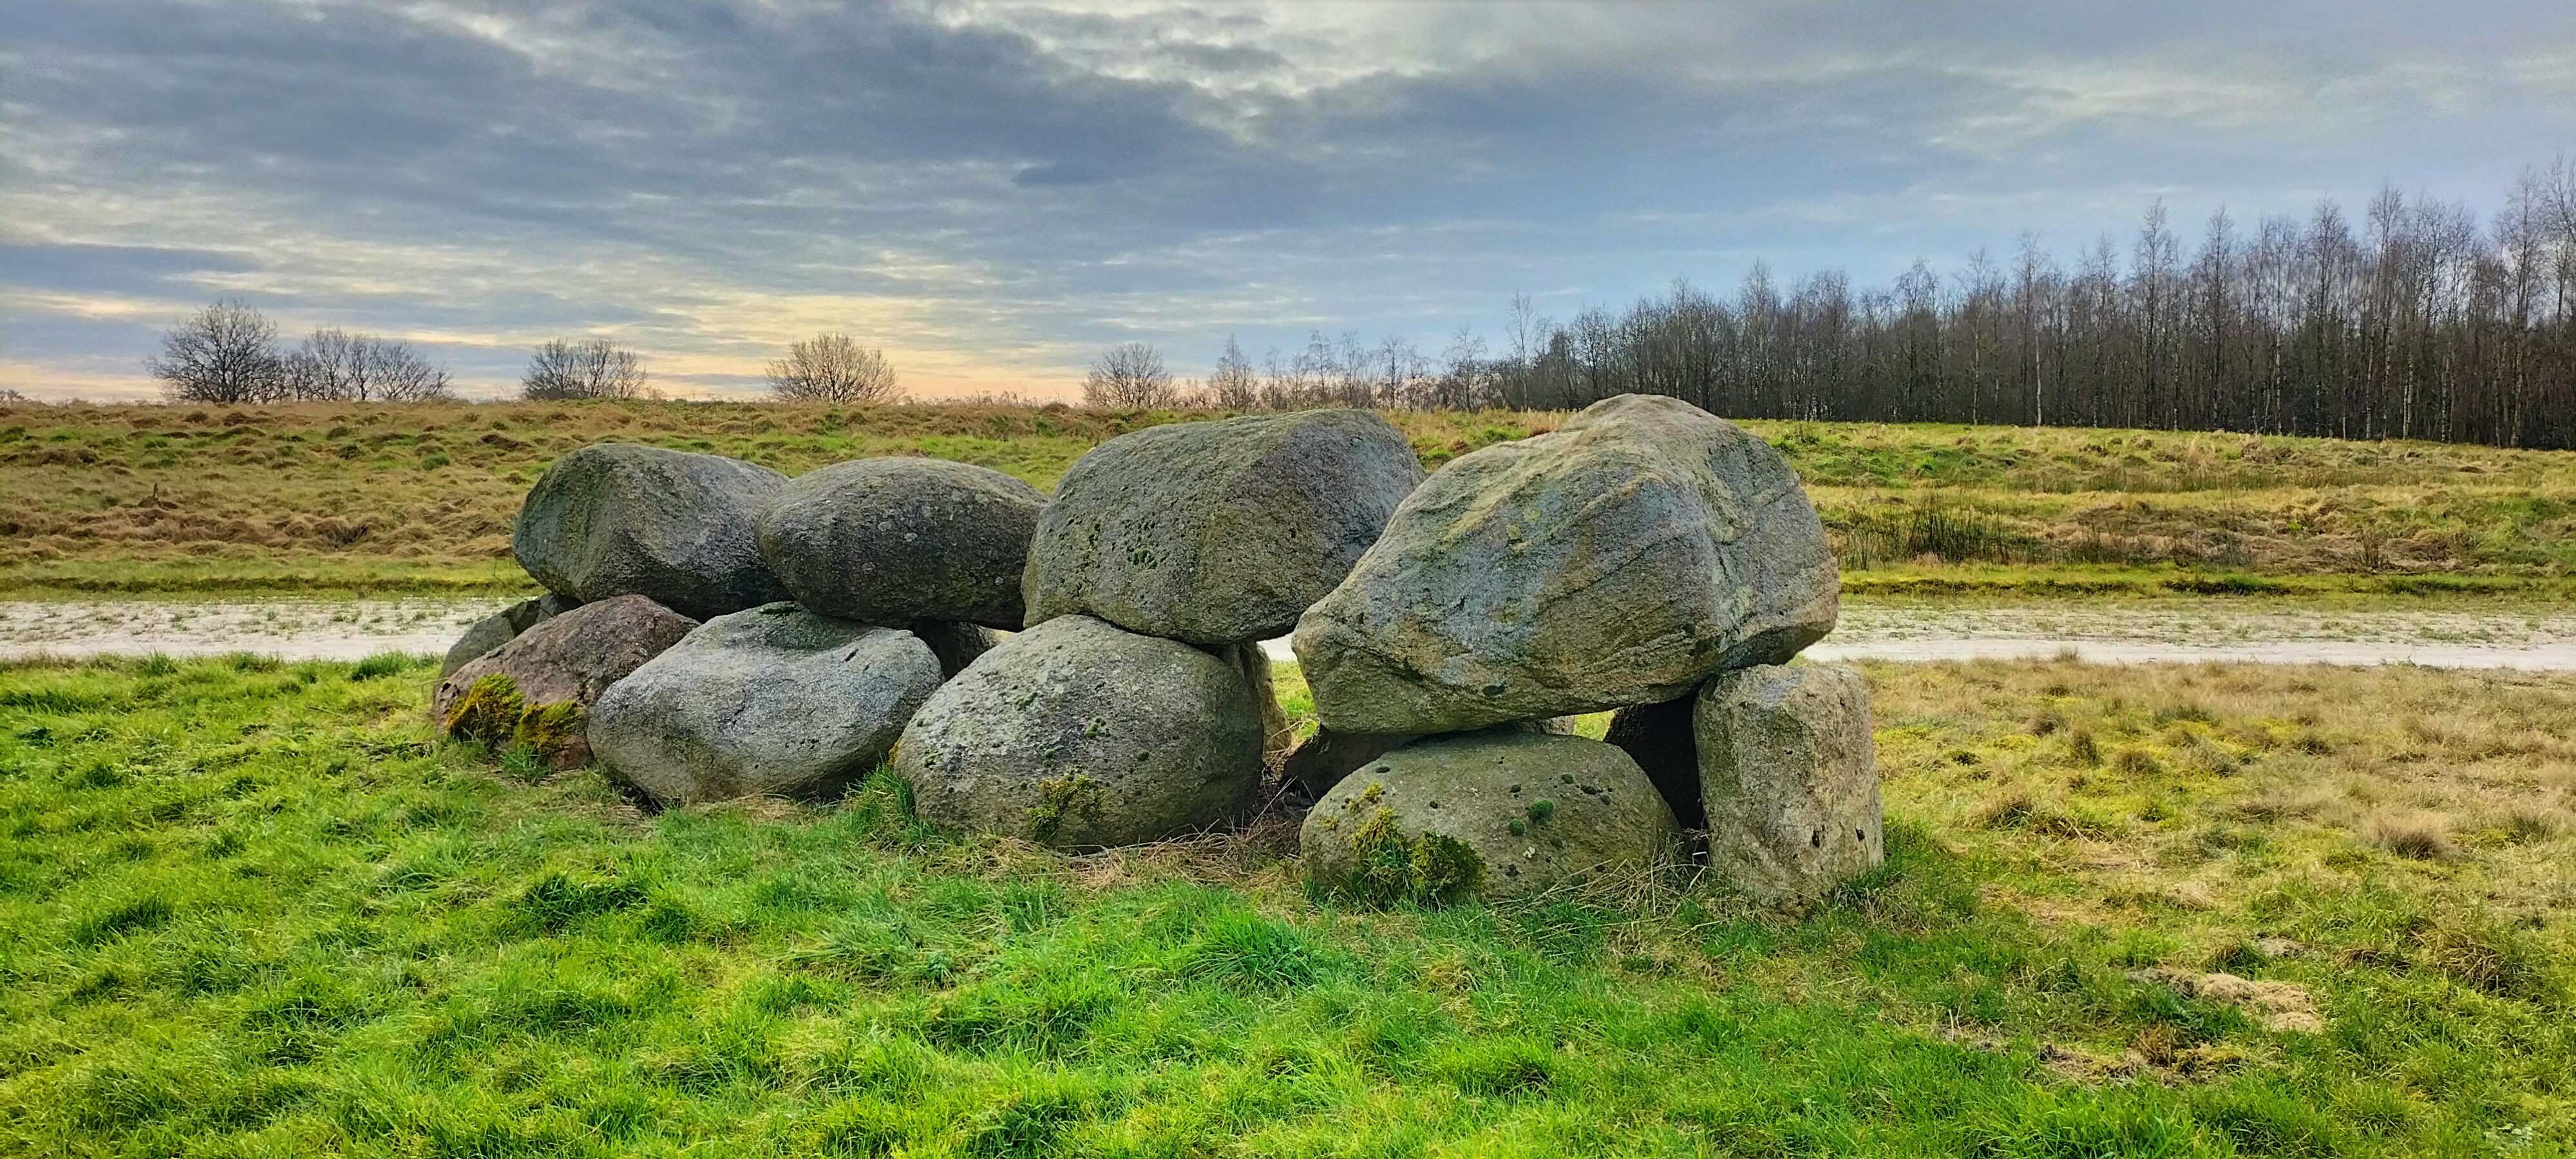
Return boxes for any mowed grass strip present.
[1,655,2570,1156]
[5,399,2573,597]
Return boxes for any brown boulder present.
[431,594,697,765]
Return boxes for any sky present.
[5,1,2573,402]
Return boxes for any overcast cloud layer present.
[5,1,2572,400]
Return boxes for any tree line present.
[148,306,907,405]
[1192,162,2576,449]
[142,158,2576,448]
[146,302,455,403]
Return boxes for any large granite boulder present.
[589,604,945,806]
[756,458,1046,629]
[1604,695,1705,830]
[513,443,790,620]
[431,595,697,766]
[1301,731,1679,903]
[1696,663,1883,905]
[893,615,1265,849]
[1023,410,1425,647]
[439,594,582,679]
[1294,394,1837,734]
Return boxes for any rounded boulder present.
[757,458,1047,629]
[589,603,945,806]
[1301,730,1679,903]
[431,594,698,766]
[513,442,790,621]
[1294,394,1837,734]
[1023,410,1425,647]
[893,614,1265,849]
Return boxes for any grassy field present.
[5,400,2572,600]
[2,654,2568,1156]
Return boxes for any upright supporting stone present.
[1695,663,1882,905]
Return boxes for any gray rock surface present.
[756,458,1046,629]
[1023,410,1425,646]
[513,442,790,620]
[431,595,698,763]
[1294,393,1837,733]
[439,594,580,678]
[1696,663,1882,905]
[893,615,1265,848]
[1300,730,1679,902]
[1604,695,1705,829]
[589,604,945,806]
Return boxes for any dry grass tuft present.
[2363,813,2458,862]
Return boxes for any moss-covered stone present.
[510,700,585,762]
[1300,730,1678,903]
[443,674,525,747]
[1026,775,1106,843]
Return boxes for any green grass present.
[3,655,2570,1155]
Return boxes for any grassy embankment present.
[2,654,2570,1154]
[5,400,2571,602]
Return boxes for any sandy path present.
[0,599,515,662]
[6,598,2575,670]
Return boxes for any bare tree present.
[522,338,649,400]
[1208,335,1258,409]
[1083,342,1175,408]
[283,328,453,402]
[768,333,901,403]
[148,300,285,403]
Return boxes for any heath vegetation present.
[2,399,2570,600]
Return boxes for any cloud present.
[3,0,2571,400]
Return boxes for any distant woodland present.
[1211,163,2576,449]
